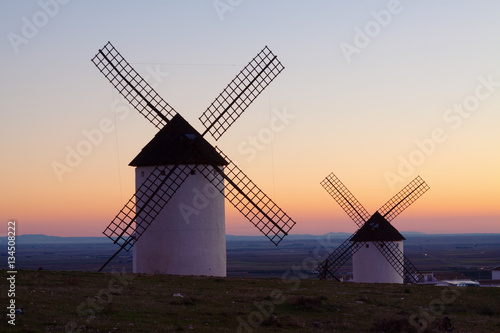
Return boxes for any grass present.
[2,269,500,332]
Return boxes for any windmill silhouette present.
[316,173,429,283]
[91,42,296,273]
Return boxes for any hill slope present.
[2,270,499,332]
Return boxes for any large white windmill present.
[91,42,296,276]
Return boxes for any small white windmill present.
[350,212,406,283]
[316,173,429,284]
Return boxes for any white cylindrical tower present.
[133,165,226,276]
[129,114,228,277]
[351,212,405,284]
[352,241,404,283]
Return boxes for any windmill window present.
[191,169,196,175]
[141,171,144,177]
[366,244,369,248]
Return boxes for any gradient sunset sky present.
[1,1,499,237]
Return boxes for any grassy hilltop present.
[1,269,500,332]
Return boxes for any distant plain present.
[8,233,500,280]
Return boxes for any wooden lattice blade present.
[197,149,296,246]
[321,173,370,228]
[378,176,430,222]
[199,46,284,140]
[91,41,177,129]
[316,235,363,280]
[103,165,193,251]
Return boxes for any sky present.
[1,0,499,237]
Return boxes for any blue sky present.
[1,1,499,236]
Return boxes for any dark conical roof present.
[351,211,405,242]
[129,114,228,167]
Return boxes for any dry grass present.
[1,269,500,332]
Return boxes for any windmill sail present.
[199,46,284,140]
[370,240,410,282]
[369,232,423,283]
[91,42,177,129]
[316,236,364,279]
[379,176,430,222]
[197,148,295,246]
[103,164,193,251]
[321,173,370,228]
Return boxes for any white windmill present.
[91,42,296,276]
[350,212,406,283]
[316,173,429,284]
